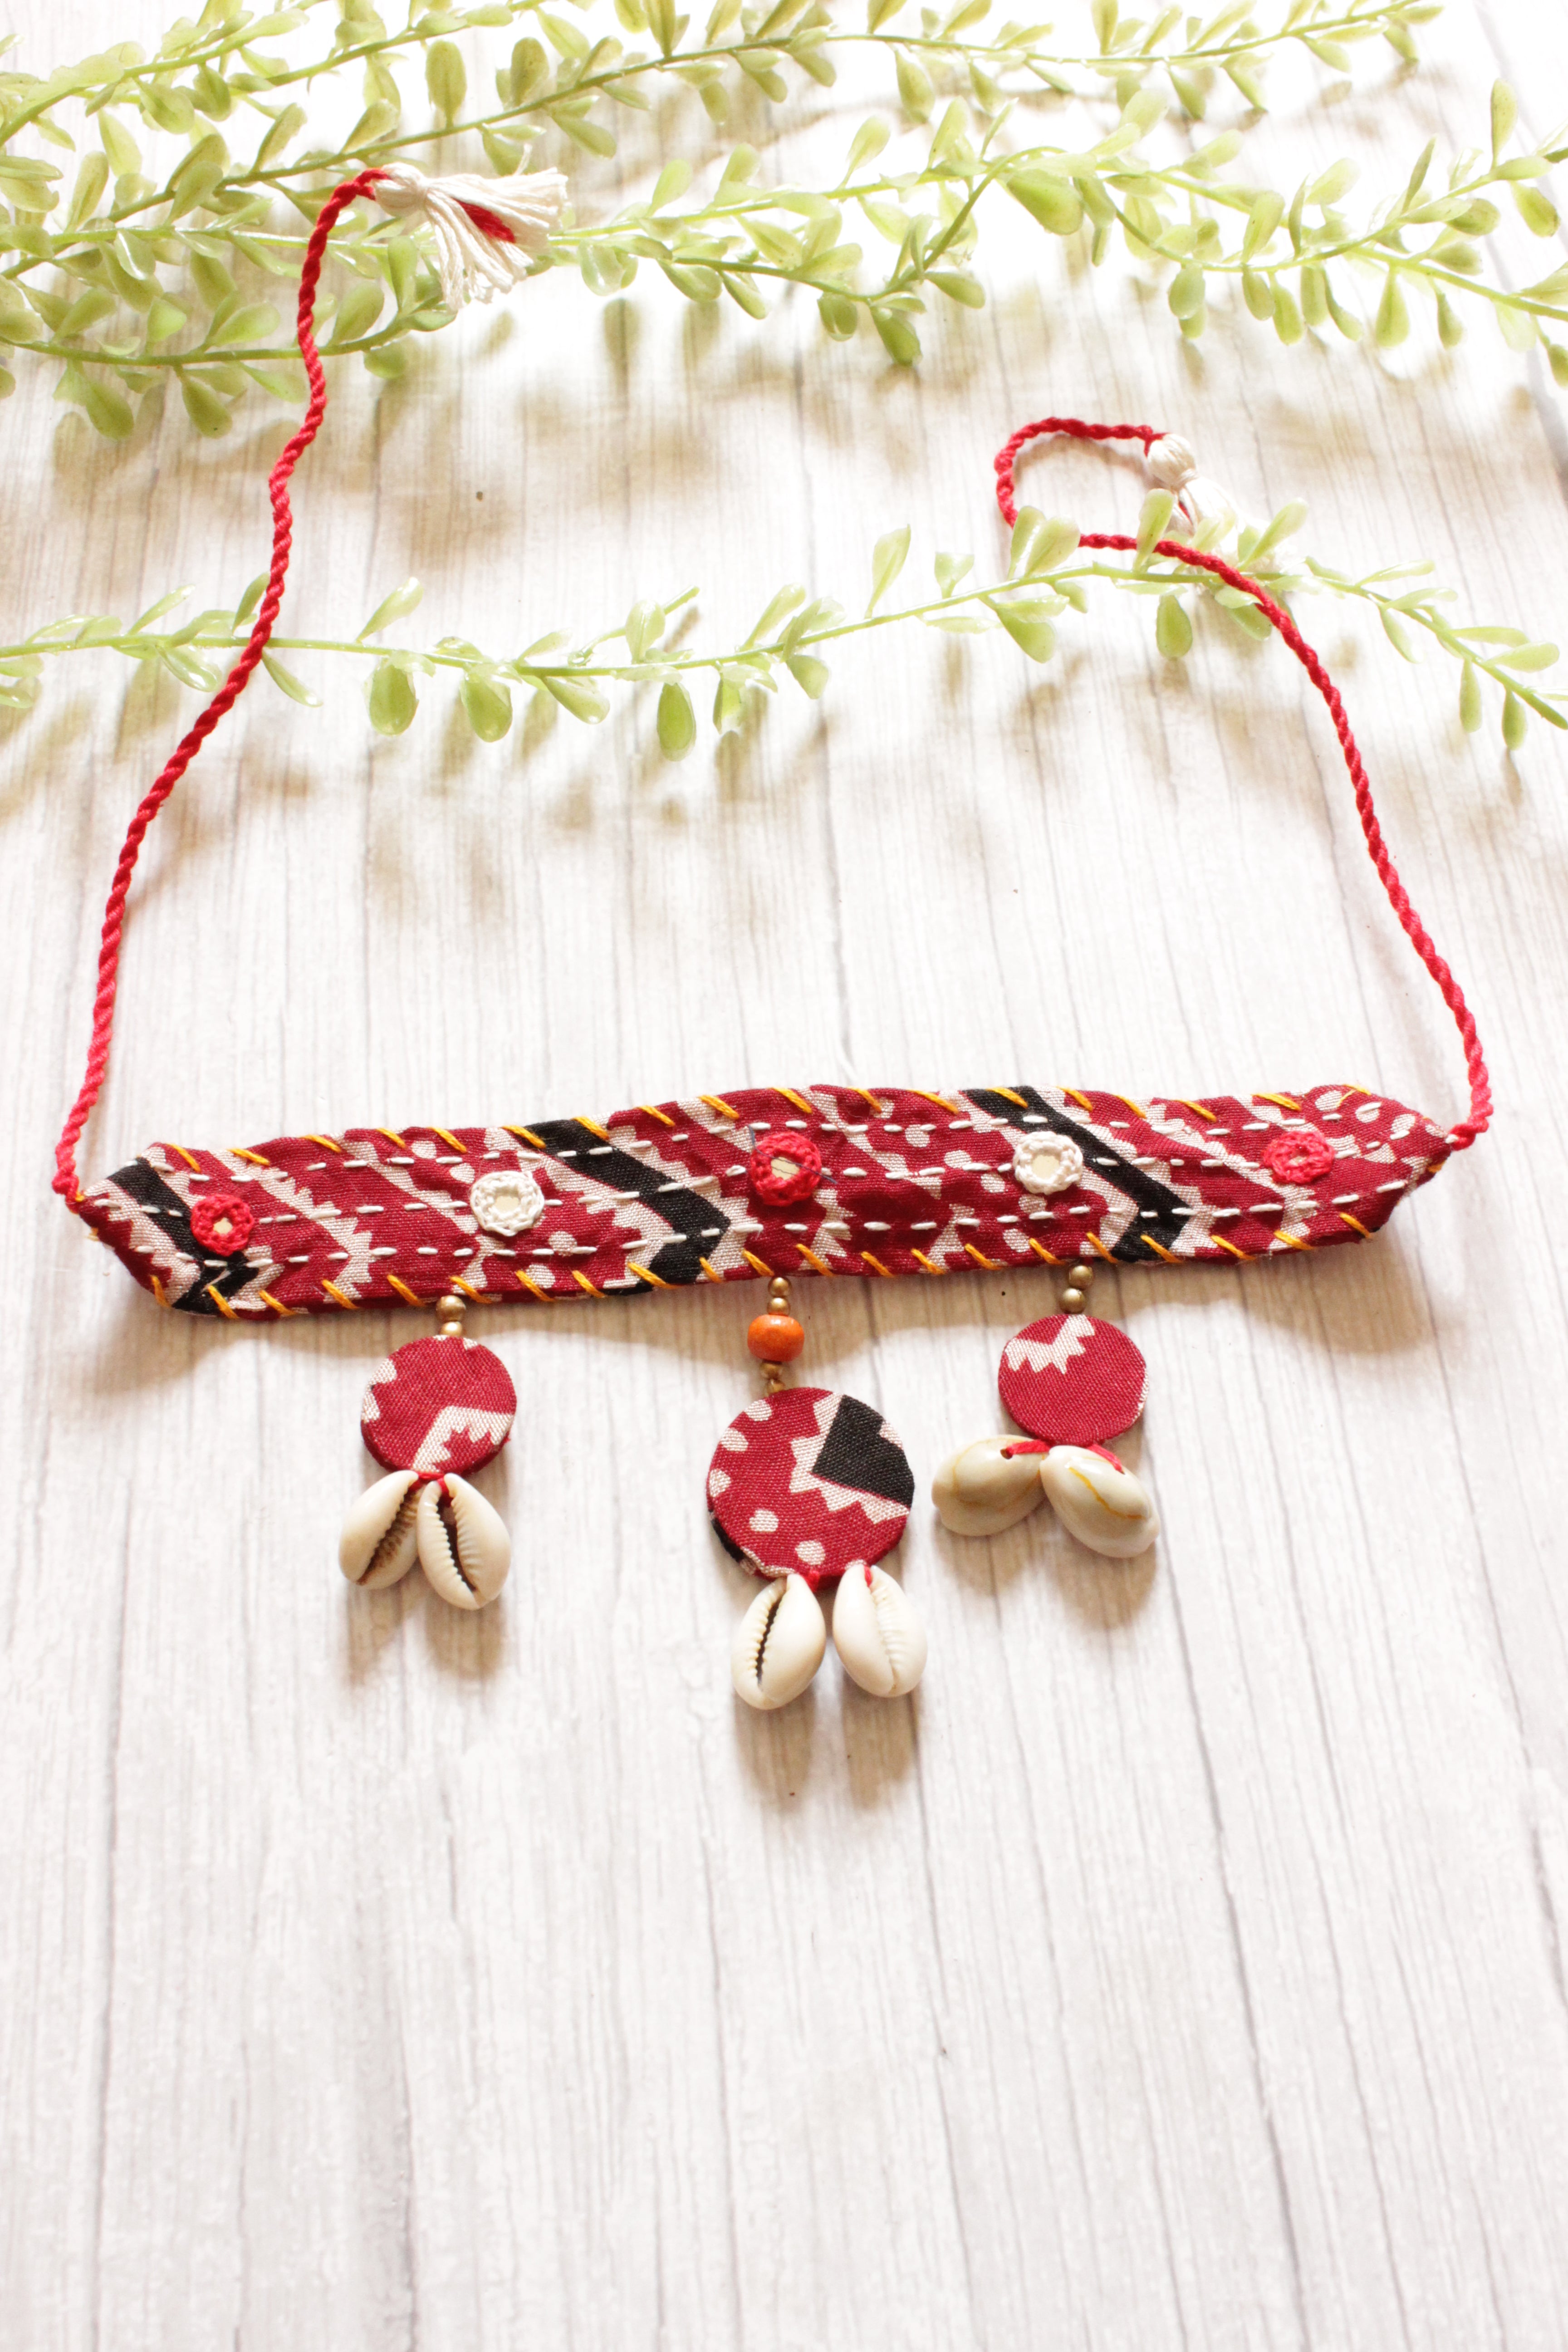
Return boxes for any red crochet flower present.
[1263,1127,1334,1184]
[190,1191,254,1251]
[748,1129,823,1206]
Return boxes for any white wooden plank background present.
[3,3,1568,2344]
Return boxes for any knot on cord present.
[1145,429,1238,544]
[373,162,566,309]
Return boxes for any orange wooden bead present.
[747,1312,805,1364]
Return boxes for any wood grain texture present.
[2,5,1567,2346]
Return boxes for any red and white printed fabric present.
[75,1081,1450,1319]
[998,1314,1147,1446]
[706,1386,915,1587]
[360,1334,516,1475]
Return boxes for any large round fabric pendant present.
[360,1333,517,1476]
[706,1385,915,1585]
[998,1313,1147,1447]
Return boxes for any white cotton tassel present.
[1145,430,1240,547]
[375,162,567,309]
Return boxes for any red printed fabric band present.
[77,1082,1450,1321]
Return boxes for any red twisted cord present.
[53,167,387,1205]
[995,415,1491,1152]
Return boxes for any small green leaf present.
[1494,642,1559,673]
[234,573,268,626]
[745,583,805,647]
[191,253,236,313]
[1135,489,1175,565]
[712,670,746,735]
[846,117,890,173]
[1008,510,1079,578]
[930,270,985,308]
[1168,261,1205,320]
[995,606,1055,662]
[262,652,320,707]
[1156,594,1192,657]
[99,112,141,179]
[652,158,692,209]
[871,307,921,364]
[60,288,116,338]
[358,578,423,639]
[180,375,231,436]
[818,289,858,339]
[1269,283,1307,343]
[935,551,972,598]
[426,39,467,123]
[368,658,418,735]
[1007,171,1083,238]
[256,102,306,168]
[1307,159,1357,206]
[144,296,188,347]
[206,302,279,349]
[1436,291,1464,349]
[461,671,513,740]
[720,270,767,319]
[895,49,933,121]
[786,652,829,697]
[1490,80,1517,162]
[1501,687,1527,750]
[655,677,696,756]
[507,37,549,101]
[1374,271,1409,349]
[624,600,666,661]
[1241,190,1283,260]
[1402,138,1436,209]
[1459,661,1482,734]
[1242,267,1274,322]
[867,524,911,613]
[328,280,386,347]
[1497,303,1537,354]
[130,587,194,632]
[1380,608,1418,662]
[66,152,110,230]
[542,671,609,722]
[1249,499,1308,561]
[1514,183,1560,237]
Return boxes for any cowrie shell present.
[416,1473,511,1608]
[1039,1446,1159,1559]
[832,1564,927,1698]
[731,1573,826,1711]
[339,1469,421,1589]
[931,1436,1049,1537]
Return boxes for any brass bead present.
[437,1294,465,1318]
[1060,1286,1087,1313]
[1068,1262,1095,1288]
[436,1290,466,1336]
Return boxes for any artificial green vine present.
[2,496,1558,750]
[0,0,1564,441]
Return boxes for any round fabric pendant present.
[361,1334,517,1477]
[998,1314,1147,1447]
[706,1385,914,1585]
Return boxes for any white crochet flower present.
[374,162,567,309]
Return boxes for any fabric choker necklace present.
[51,169,1490,1706]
